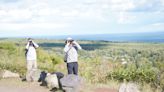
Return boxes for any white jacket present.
[64,41,82,63]
[26,41,39,61]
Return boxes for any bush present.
[0,62,26,76]
[0,42,16,54]
[37,48,62,65]
[107,63,161,88]
[0,42,16,50]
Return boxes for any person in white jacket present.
[64,37,82,75]
[25,38,39,81]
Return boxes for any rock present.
[51,72,64,89]
[31,69,41,81]
[0,70,19,78]
[126,83,140,92]
[39,71,64,91]
[119,82,140,92]
[26,69,41,82]
[60,74,83,92]
[45,73,59,89]
[119,83,127,92]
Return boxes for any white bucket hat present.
[66,37,73,41]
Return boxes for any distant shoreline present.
[0,31,164,43]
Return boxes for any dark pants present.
[67,62,78,75]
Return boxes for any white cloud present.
[140,22,164,32]
[109,0,135,11]
[161,0,164,5]
[151,23,164,28]
[0,0,163,36]
[0,23,70,31]
[117,12,136,24]
[0,10,7,16]
[0,0,161,24]
[0,9,32,23]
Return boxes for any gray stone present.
[62,87,77,92]
[45,73,59,89]
[26,69,41,82]
[119,83,140,92]
[60,74,83,92]
[119,83,127,92]
[0,70,19,78]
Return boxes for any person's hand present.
[28,39,32,42]
[72,41,77,45]
[65,40,69,45]
[31,40,34,43]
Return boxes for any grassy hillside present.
[0,38,164,92]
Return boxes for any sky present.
[0,0,164,37]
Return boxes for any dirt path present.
[0,78,50,92]
[93,88,117,92]
[0,78,118,92]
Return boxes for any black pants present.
[67,62,78,75]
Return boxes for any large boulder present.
[45,73,59,89]
[60,74,83,92]
[39,71,64,91]
[119,82,140,92]
[26,69,41,82]
[0,70,19,78]
[119,83,126,92]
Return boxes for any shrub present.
[0,42,16,54]
[107,63,161,88]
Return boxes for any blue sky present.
[0,0,164,37]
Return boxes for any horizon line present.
[0,31,164,38]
